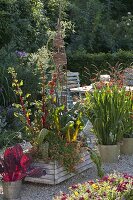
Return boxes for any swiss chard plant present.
[0,144,45,182]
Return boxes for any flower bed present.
[54,172,133,200]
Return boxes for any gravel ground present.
[19,155,133,200]
[0,155,133,200]
[0,121,133,200]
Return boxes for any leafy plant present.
[45,131,82,172]
[122,91,133,138]
[84,85,132,145]
[0,144,45,182]
[88,147,104,178]
[0,115,7,134]
[8,59,87,172]
[45,102,84,142]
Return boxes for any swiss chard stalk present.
[8,67,31,128]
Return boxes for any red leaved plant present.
[0,144,45,182]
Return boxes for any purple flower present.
[117,182,127,192]
[109,178,116,183]
[61,194,68,200]
[101,176,109,182]
[86,189,90,193]
[123,173,133,179]
[88,180,94,185]
[79,197,84,200]
[71,184,79,189]
[15,50,28,57]
[103,192,106,196]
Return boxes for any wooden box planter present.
[25,151,93,185]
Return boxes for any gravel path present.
[20,155,133,200]
[0,120,133,200]
[0,155,133,200]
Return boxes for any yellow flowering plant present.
[54,172,133,200]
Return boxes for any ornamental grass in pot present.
[84,85,130,163]
[0,144,45,199]
[120,91,133,155]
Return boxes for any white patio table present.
[70,85,133,94]
[70,85,93,94]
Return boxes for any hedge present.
[67,50,133,85]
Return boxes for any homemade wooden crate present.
[25,151,93,185]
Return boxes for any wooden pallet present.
[25,151,93,185]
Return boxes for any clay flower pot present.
[2,180,22,200]
[120,138,133,155]
[98,144,120,163]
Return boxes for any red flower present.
[86,189,90,193]
[109,178,116,183]
[101,176,109,182]
[79,197,85,200]
[48,81,56,87]
[117,182,127,192]
[50,89,55,95]
[88,180,94,185]
[60,193,68,200]
[71,184,79,189]
[61,197,67,200]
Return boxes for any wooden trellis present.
[52,18,68,107]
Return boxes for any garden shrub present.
[67,50,133,85]
[0,106,23,148]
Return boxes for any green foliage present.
[122,91,133,138]
[68,0,105,53]
[8,61,86,172]
[67,1,133,53]
[88,147,104,178]
[0,130,23,149]
[36,128,49,147]
[0,65,17,106]
[46,131,82,172]
[67,50,133,85]
[45,102,85,142]
[1,0,133,63]
[0,0,48,52]
[0,115,7,133]
[84,85,132,145]
[0,106,24,148]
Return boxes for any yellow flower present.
[74,191,79,196]
[105,186,111,190]
[92,183,99,189]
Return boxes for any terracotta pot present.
[98,144,120,163]
[120,138,133,155]
[2,180,22,199]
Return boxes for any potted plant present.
[31,102,86,171]
[84,85,130,163]
[120,91,133,155]
[0,144,45,199]
[8,65,96,184]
